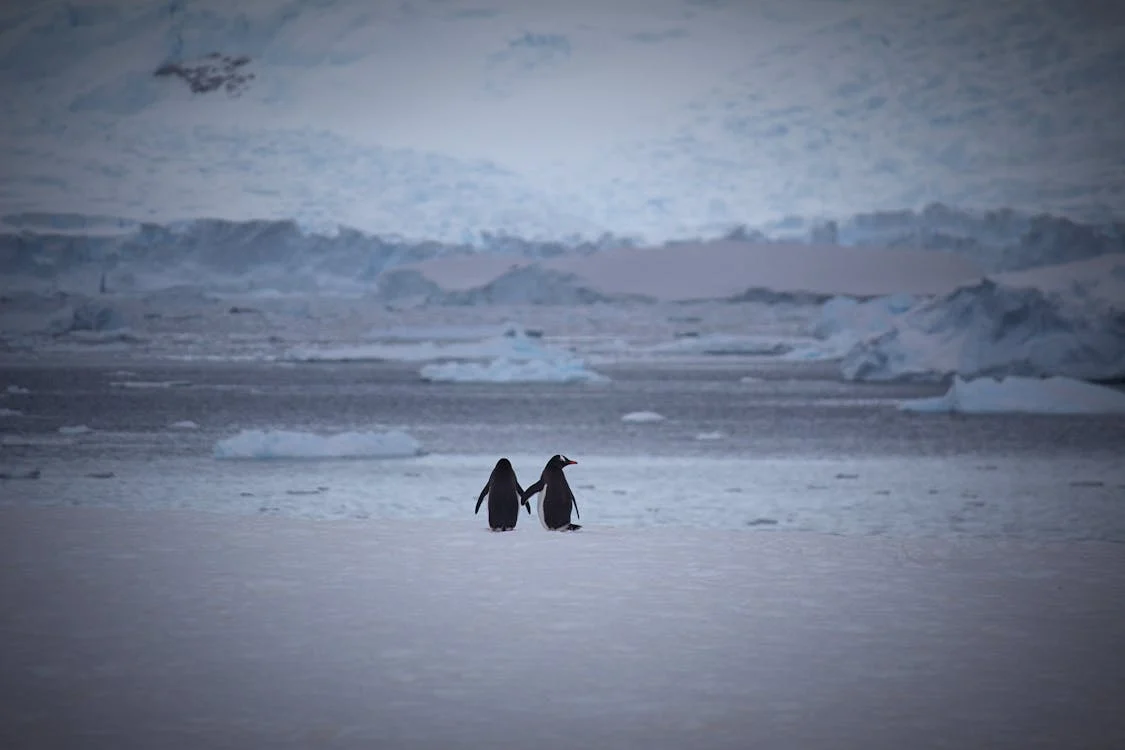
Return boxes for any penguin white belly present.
[537,484,550,530]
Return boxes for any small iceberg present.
[169,420,200,430]
[58,425,93,435]
[899,375,1125,415]
[0,408,24,417]
[420,357,608,384]
[5,385,30,395]
[621,411,666,423]
[214,429,424,459]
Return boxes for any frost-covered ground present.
[2,506,1123,750]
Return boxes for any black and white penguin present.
[475,458,530,531]
[520,454,581,531]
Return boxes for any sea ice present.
[58,425,92,435]
[5,385,30,395]
[419,356,608,383]
[0,408,24,417]
[287,330,548,363]
[900,375,1125,415]
[1,507,1121,749]
[622,411,667,423]
[169,420,200,430]
[213,429,424,459]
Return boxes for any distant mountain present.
[0,0,1122,242]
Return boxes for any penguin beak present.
[565,459,577,466]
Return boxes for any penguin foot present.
[562,524,582,531]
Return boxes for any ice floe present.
[621,411,667,423]
[213,429,424,460]
[900,376,1125,415]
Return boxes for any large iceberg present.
[841,254,1125,382]
[213,429,423,459]
[900,376,1125,415]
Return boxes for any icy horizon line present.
[2,199,1121,249]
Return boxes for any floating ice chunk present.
[622,411,666,423]
[169,420,200,430]
[59,425,92,434]
[420,357,608,383]
[695,431,725,440]
[0,408,24,416]
[214,429,424,460]
[5,385,30,395]
[899,376,1125,415]
[111,380,192,389]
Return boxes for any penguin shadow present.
[475,455,583,532]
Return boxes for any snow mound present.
[213,429,423,460]
[648,334,793,357]
[169,420,200,430]
[622,411,666,423]
[900,376,1125,415]
[842,255,1125,382]
[420,357,608,384]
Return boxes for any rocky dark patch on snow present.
[154,53,255,96]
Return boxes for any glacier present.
[1,0,1123,243]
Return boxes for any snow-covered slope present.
[1,0,1122,242]
[841,253,1125,382]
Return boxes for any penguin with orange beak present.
[520,454,581,531]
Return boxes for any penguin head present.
[547,454,577,470]
[494,457,513,471]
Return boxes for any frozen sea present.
[3,344,1125,749]
[2,355,1123,541]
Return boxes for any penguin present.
[520,454,581,531]
[475,458,530,531]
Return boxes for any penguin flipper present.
[475,481,490,514]
[520,480,544,505]
[568,489,580,519]
[517,483,530,514]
